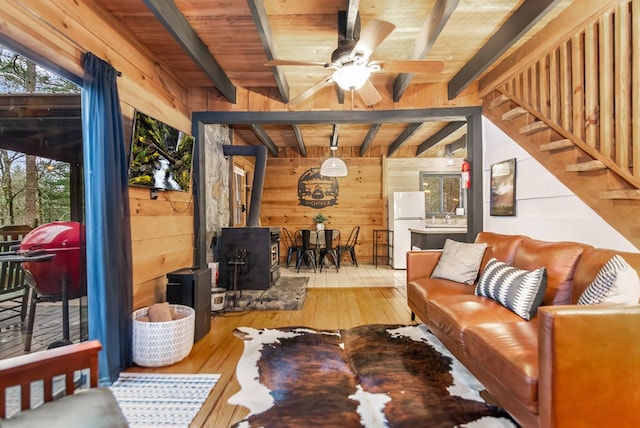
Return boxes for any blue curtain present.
[81,53,133,384]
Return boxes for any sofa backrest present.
[512,238,586,305]
[474,232,526,266]
[571,248,640,304]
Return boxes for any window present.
[420,172,462,215]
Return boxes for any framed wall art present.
[490,158,516,216]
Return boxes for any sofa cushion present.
[464,322,539,413]
[430,239,487,284]
[408,277,475,321]
[427,295,525,347]
[512,238,584,305]
[475,258,547,320]
[3,388,128,428]
[577,255,640,305]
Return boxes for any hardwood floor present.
[130,265,412,427]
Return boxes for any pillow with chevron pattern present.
[578,255,640,305]
[475,258,547,320]
[430,239,487,284]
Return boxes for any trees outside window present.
[0,47,80,226]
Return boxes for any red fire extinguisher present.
[461,160,471,189]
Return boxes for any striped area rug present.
[109,373,220,428]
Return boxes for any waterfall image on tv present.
[128,110,194,192]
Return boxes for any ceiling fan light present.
[333,64,371,91]
[320,157,348,177]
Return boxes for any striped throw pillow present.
[430,239,487,284]
[578,255,640,305]
[475,258,547,320]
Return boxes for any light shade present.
[332,64,372,91]
[320,156,348,177]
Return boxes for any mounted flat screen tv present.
[128,110,194,192]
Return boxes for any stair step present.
[501,107,528,121]
[519,121,549,135]
[488,94,510,109]
[540,139,574,151]
[566,160,606,172]
[600,189,640,200]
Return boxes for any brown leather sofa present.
[407,232,640,428]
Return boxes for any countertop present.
[409,226,467,234]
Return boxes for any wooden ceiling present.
[95,0,574,158]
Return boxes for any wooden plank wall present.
[0,1,196,309]
[260,157,384,265]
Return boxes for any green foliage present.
[0,46,79,225]
[128,111,194,191]
[313,213,329,223]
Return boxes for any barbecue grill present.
[14,221,86,351]
[19,221,85,298]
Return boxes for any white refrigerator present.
[388,191,426,269]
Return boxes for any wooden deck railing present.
[497,0,640,189]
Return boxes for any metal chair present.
[281,227,303,268]
[318,229,340,272]
[295,230,317,273]
[338,226,360,267]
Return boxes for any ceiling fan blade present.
[356,80,382,106]
[288,76,334,105]
[266,59,328,67]
[352,19,396,60]
[370,59,446,74]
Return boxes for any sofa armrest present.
[0,340,102,419]
[406,250,441,283]
[538,305,640,427]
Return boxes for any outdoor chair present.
[318,229,340,272]
[281,227,303,268]
[295,230,317,273]
[338,226,360,267]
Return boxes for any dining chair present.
[318,229,340,272]
[295,229,317,273]
[281,227,303,268]
[338,226,360,267]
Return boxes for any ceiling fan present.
[266,18,445,106]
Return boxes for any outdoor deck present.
[0,298,87,359]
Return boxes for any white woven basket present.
[132,304,195,367]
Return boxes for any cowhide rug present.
[228,324,516,427]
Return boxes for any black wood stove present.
[219,226,280,292]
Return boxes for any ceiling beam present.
[359,123,382,157]
[448,0,562,100]
[444,134,466,155]
[387,123,423,156]
[142,0,236,103]
[330,124,340,147]
[345,0,360,41]
[247,0,290,103]
[250,125,279,157]
[416,120,466,155]
[291,125,307,157]
[393,0,460,101]
[193,106,481,126]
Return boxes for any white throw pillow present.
[577,255,640,305]
[430,239,487,284]
[475,258,547,320]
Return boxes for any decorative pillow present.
[475,258,547,320]
[577,255,640,305]
[430,239,488,284]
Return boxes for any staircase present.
[484,90,640,249]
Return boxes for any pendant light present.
[320,146,348,177]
